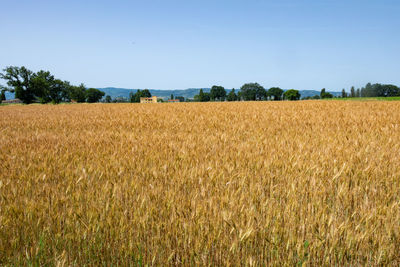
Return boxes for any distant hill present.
[3,88,341,101]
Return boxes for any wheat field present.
[0,101,400,266]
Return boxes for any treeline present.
[194,83,301,102]
[0,66,105,104]
[339,83,400,98]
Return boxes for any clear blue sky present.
[1,0,399,91]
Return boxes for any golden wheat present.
[1,101,400,265]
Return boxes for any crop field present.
[1,101,400,266]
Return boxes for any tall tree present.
[130,89,152,103]
[175,96,185,102]
[49,79,68,104]
[365,83,373,97]
[86,88,105,103]
[283,89,301,100]
[239,83,267,100]
[194,89,210,102]
[350,86,355,97]
[227,88,238,101]
[240,83,264,101]
[361,87,366,97]
[69,83,87,102]
[210,85,227,101]
[341,88,347,98]
[30,71,68,103]
[105,95,112,103]
[0,66,35,104]
[356,88,361,97]
[31,70,55,103]
[320,88,333,99]
[320,88,326,98]
[0,90,5,102]
[268,87,284,101]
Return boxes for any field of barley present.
[1,101,400,266]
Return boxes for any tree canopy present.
[283,89,301,100]
[130,89,151,103]
[227,89,238,101]
[320,88,333,99]
[0,66,105,104]
[86,88,105,103]
[240,83,266,101]
[210,85,227,101]
[268,87,284,101]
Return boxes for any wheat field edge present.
[1,101,399,265]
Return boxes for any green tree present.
[283,89,301,100]
[210,85,227,101]
[361,87,366,97]
[61,81,72,102]
[312,95,321,99]
[356,88,361,97]
[0,90,5,102]
[175,96,185,102]
[0,66,35,104]
[31,70,55,103]
[194,89,210,102]
[227,88,238,101]
[86,88,105,103]
[320,88,333,99]
[240,83,265,101]
[142,89,151,98]
[350,86,355,97]
[130,89,152,103]
[320,88,326,98]
[69,83,87,102]
[365,83,373,97]
[49,79,69,104]
[341,88,347,98]
[170,94,174,100]
[268,87,284,101]
[105,95,112,103]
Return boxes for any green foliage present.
[69,84,87,103]
[350,86,355,97]
[268,87,284,101]
[105,95,112,103]
[320,88,333,99]
[175,96,185,102]
[283,89,301,100]
[0,66,90,104]
[210,85,227,101]
[227,89,238,101]
[0,91,5,102]
[240,83,266,101]
[130,89,152,103]
[86,88,105,103]
[0,66,35,104]
[194,89,210,102]
[359,83,400,97]
[302,95,320,100]
[341,89,347,98]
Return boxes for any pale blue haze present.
[1,0,399,91]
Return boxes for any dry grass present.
[1,101,400,266]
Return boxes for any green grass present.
[325,96,400,101]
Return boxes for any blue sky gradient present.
[1,0,399,91]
